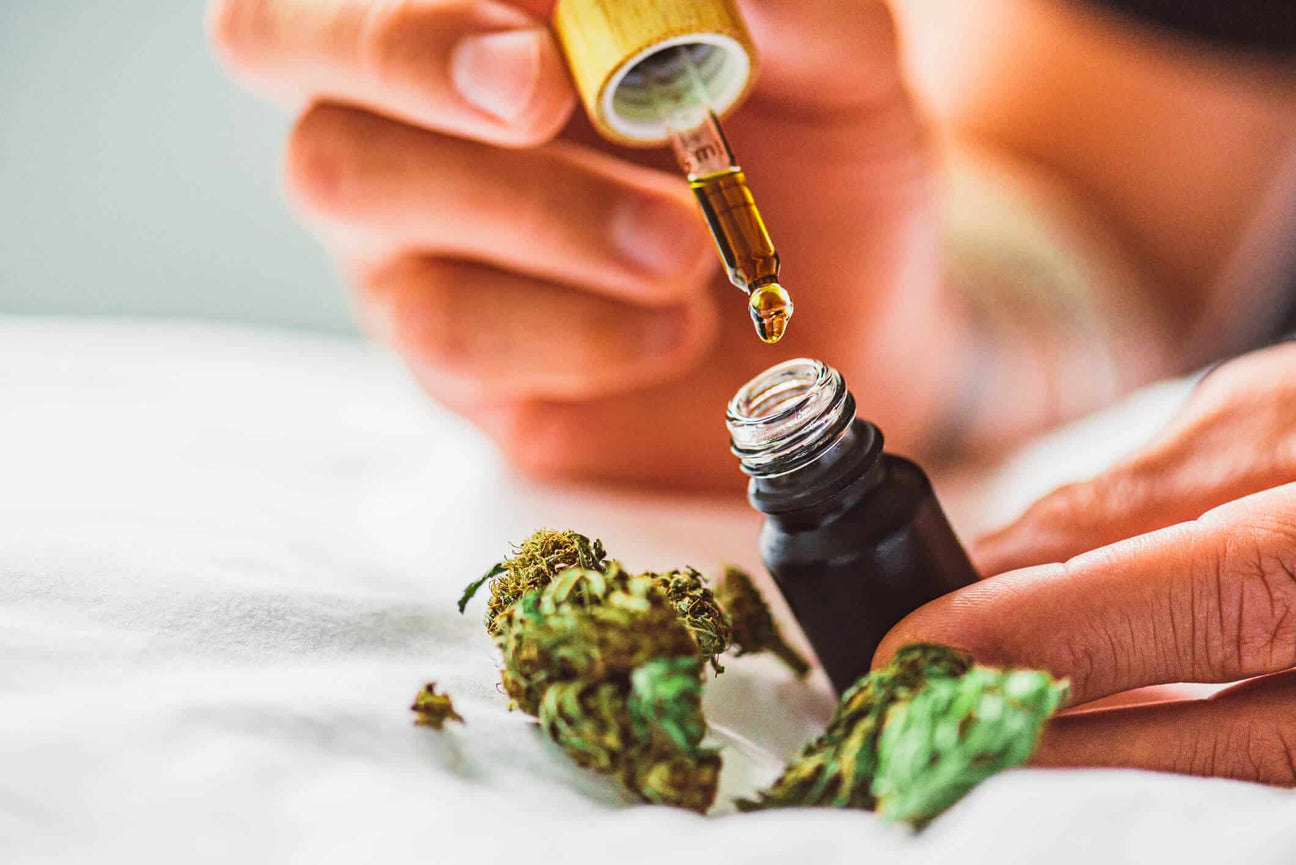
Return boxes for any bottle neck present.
[726,359,885,517]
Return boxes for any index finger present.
[876,483,1296,706]
[208,0,575,147]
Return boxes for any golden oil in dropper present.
[648,49,794,344]
[688,162,794,344]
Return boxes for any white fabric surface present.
[2,317,1294,864]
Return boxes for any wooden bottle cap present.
[552,0,759,147]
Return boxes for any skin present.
[208,0,1296,780]
[207,0,1296,488]
[878,342,1296,785]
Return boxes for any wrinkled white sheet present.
[2,318,1293,864]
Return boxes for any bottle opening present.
[603,35,751,142]
[726,358,855,477]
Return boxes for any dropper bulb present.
[749,284,794,344]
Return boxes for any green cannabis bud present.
[410,683,465,729]
[739,643,1067,825]
[462,529,730,673]
[646,567,732,673]
[497,564,700,715]
[471,550,721,812]
[457,529,1062,819]
[459,529,608,637]
[872,665,1067,824]
[628,657,710,753]
[715,566,810,677]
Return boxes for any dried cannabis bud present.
[646,567,732,673]
[462,529,730,672]
[872,665,1067,824]
[454,530,1066,820]
[628,657,710,754]
[497,564,699,714]
[738,643,1067,825]
[715,566,810,677]
[459,529,607,636]
[410,683,465,729]
[498,565,721,811]
[623,743,722,814]
[456,531,735,811]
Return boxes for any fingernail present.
[640,306,690,356]
[450,29,543,123]
[611,196,709,276]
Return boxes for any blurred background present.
[5,2,1291,346]
[0,0,356,334]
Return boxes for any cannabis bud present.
[410,683,465,729]
[646,567,732,673]
[496,564,700,715]
[460,531,726,812]
[451,530,1063,823]
[871,664,1067,823]
[739,643,1068,825]
[715,566,810,677]
[459,529,607,637]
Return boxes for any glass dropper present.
[644,47,794,344]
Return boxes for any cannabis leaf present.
[459,562,504,614]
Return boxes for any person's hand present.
[876,340,1296,784]
[207,0,959,487]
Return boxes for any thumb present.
[535,0,907,114]
[536,0,913,131]
[742,0,907,112]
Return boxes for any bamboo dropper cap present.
[551,0,759,147]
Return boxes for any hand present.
[877,341,1296,785]
[208,0,959,487]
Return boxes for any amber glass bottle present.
[726,359,979,693]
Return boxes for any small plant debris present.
[411,683,465,730]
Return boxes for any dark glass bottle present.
[726,359,978,693]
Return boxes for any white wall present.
[0,0,356,333]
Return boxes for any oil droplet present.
[749,284,794,344]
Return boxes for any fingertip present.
[448,26,577,147]
[207,0,579,146]
[870,598,958,671]
[510,28,579,146]
[870,567,1061,673]
[357,0,574,146]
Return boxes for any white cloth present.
[2,318,1293,864]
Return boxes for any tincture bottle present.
[726,358,979,693]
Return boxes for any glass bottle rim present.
[726,358,854,477]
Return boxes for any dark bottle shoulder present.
[812,454,932,529]
[761,454,937,554]
[875,453,931,491]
